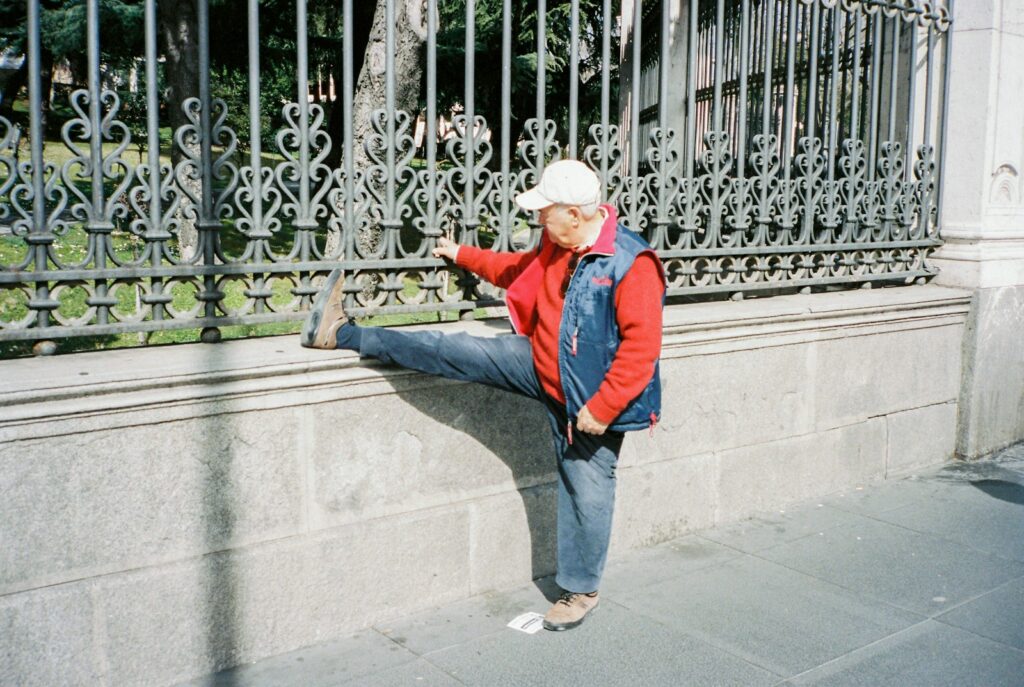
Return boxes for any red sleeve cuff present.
[584,396,619,427]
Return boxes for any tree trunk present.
[0,59,28,119]
[324,1,376,170]
[39,48,54,137]
[326,0,428,257]
[159,0,201,260]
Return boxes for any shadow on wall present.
[198,341,242,687]
[389,321,561,600]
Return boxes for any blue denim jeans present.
[359,326,622,593]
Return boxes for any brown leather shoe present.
[543,590,599,631]
[300,269,349,349]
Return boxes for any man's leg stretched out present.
[302,269,619,631]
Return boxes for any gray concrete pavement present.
[183,444,1024,687]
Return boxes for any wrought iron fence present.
[0,0,952,348]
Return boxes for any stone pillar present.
[930,0,1024,458]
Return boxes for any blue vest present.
[558,225,663,432]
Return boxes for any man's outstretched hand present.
[432,236,459,262]
[576,406,609,435]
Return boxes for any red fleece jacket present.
[455,210,664,425]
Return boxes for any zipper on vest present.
[571,327,578,356]
[567,420,574,445]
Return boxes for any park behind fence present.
[0,0,953,350]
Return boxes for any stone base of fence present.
[0,285,971,687]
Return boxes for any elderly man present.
[301,159,664,631]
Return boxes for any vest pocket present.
[575,289,616,343]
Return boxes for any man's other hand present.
[432,236,459,261]
[576,406,609,435]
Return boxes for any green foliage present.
[0,0,144,62]
[434,0,621,156]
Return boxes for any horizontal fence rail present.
[0,0,952,346]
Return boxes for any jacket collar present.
[587,204,618,256]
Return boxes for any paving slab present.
[819,477,965,516]
[758,517,1024,617]
[176,629,418,687]
[785,620,1024,686]
[598,534,739,597]
[339,659,463,687]
[936,576,1024,652]
[612,554,922,678]
[698,503,868,554]
[374,578,559,656]
[869,483,1024,562]
[422,600,776,687]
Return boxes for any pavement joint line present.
[817,487,1024,567]
[682,495,1012,622]
[749,542,946,620]
[928,570,1024,623]
[775,618,936,684]
[691,501,868,554]
[596,594,790,680]
[929,614,1024,658]
[738,546,934,620]
[368,633,472,687]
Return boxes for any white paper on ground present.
[507,611,545,634]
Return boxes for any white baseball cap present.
[515,159,602,211]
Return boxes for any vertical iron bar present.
[827,7,840,184]
[760,0,773,151]
[599,0,611,197]
[569,0,579,158]
[850,9,862,140]
[781,0,797,175]
[904,14,917,183]
[712,0,724,134]
[86,0,112,326]
[462,0,475,245]
[805,3,820,144]
[499,0,510,240]
[342,0,354,261]
[800,1,820,240]
[658,0,668,131]
[197,0,218,327]
[867,13,882,177]
[87,0,102,224]
[922,22,935,148]
[536,0,546,173]
[918,19,936,236]
[144,0,165,319]
[198,0,213,223]
[685,0,697,186]
[427,0,441,291]
[709,0,725,238]
[296,0,311,236]
[887,15,900,144]
[629,0,641,181]
[386,0,398,258]
[247,0,263,257]
[736,0,750,178]
[935,0,953,232]
[26,0,50,330]
[427,0,438,226]
[500,0,510,177]
[652,0,670,249]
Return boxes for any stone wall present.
[930,0,1024,457]
[0,285,970,686]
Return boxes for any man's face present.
[539,204,583,249]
